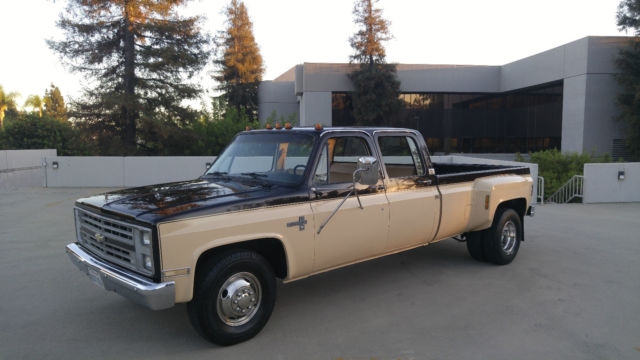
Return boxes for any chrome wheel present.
[501,220,517,255]
[216,272,261,327]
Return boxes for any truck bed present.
[433,163,530,184]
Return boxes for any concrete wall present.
[500,37,587,92]
[583,162,640,203]
[0,149,56,191]
[294,63,501,94]
[300,91,332,126]
[299,63,355,93]
[123,157,214,187]
[1,149,56,171]
[560,37,627,154]
[582,74,625,155]
[257,81,299,125]
[44,156,215,188]
[399,66,500,93]
[561,75,587,153]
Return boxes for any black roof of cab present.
[241,126,421,137]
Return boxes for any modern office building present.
[258,36,631,156]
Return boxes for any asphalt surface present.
[0,187,639,360]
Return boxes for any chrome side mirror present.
[355,156,379,186]
[351,156,379,210]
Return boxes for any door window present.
[378,136,425,177]
[313,136,371,185]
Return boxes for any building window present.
[331,81,563,154]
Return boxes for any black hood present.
[76,178,308,224]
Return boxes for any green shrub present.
[189,106,259,156]
[522,149,610,198]
[0,113,93,155]
[264,110,298,126]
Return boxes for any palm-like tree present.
[0,85,20,130]
[24,95,44,117]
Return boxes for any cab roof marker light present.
[315,123,323,131]
[245,126,251,131]
[275,123,282,130]
[285,122,293,130]
[265,124,273,130]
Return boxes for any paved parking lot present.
[1,187,639,360]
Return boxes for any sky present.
[0,0,629,107]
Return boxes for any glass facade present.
[332,81,563,153]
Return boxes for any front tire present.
[187,250,277,346]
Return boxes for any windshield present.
[205,133,315,185]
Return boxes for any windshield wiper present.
[240,172,269,179]
[205,171,229,178]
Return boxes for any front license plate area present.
[88,268,105,289]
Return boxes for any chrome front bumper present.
[66,243,175,310]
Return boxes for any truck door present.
[375,133,439,251]
[309,134,389,271]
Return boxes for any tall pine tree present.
[215,0,264,119]
[616,0,640,160]
[48,0,208,154]
[43,84,68,122]
[348,0,401,126]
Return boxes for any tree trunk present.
[122,5,137,152]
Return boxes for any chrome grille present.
[75,208,138,272]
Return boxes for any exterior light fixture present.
[618,170,625,181]
[52,161,59,169]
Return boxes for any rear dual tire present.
[466,208,522,265]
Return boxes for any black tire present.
[187,249,277,346]
[466,231,487,262]
[483,208,522,265]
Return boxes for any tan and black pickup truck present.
[66,126,534,345]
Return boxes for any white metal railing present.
[537,176,545,204]
[546,175,584,203]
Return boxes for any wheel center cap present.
[237,292,252,308]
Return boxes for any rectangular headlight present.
[142,231,151,246]
[135,228,154,275]
[143,255,153,270]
